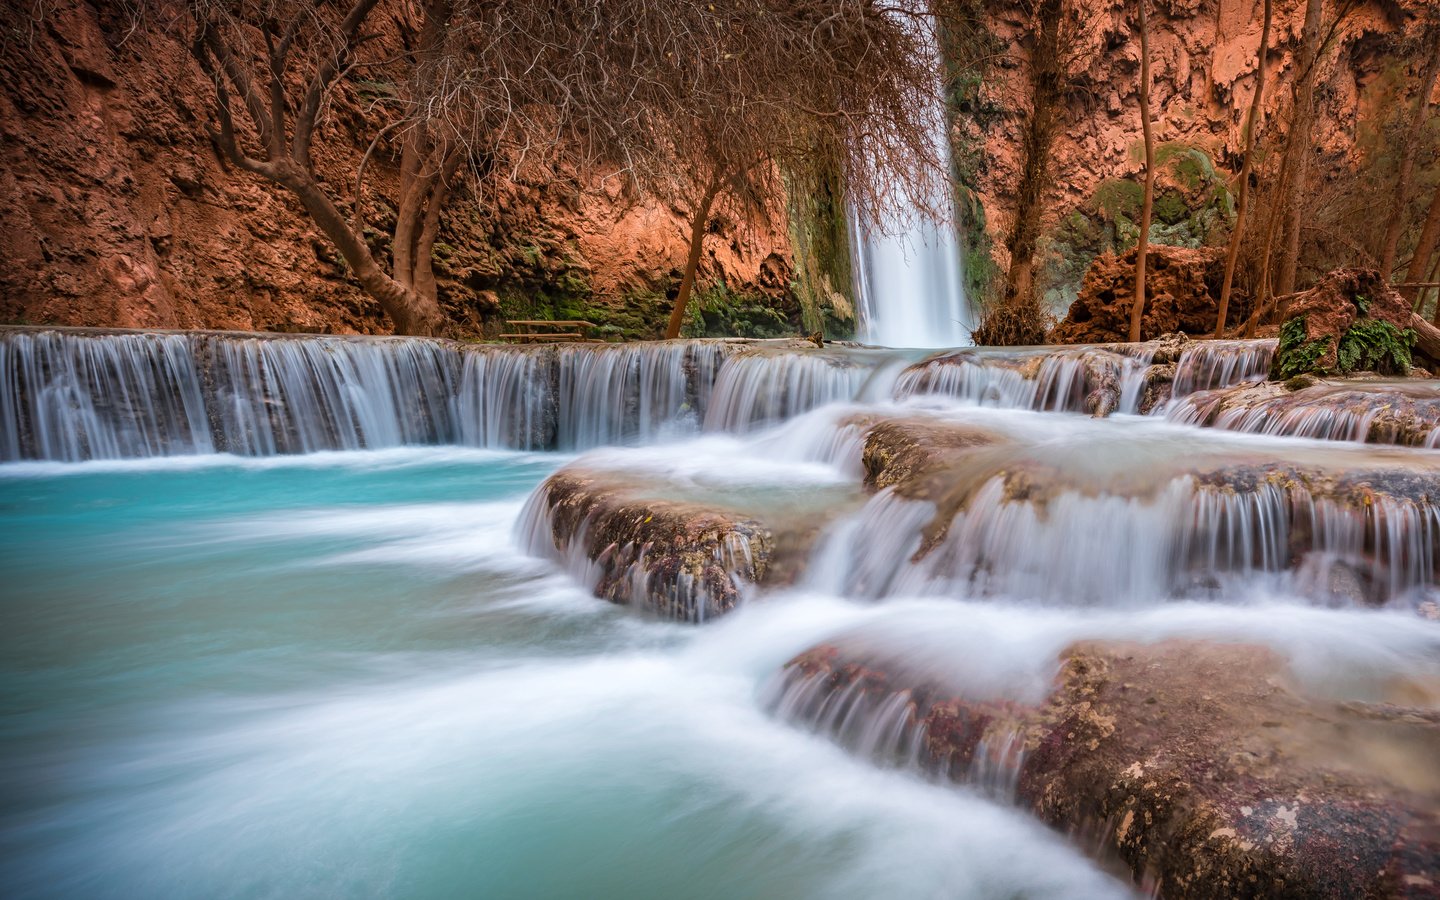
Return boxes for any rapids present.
[3,327,1438,897]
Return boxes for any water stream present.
[2,328,1437,898]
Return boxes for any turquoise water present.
[0,449,1129,899]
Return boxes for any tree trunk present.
[1428,254,1440,323]
[1128,0,1156,343]
[1413,313,1440,364]
[1379,28,1440,279]
[1405,182,1440,310]
[1215,0,1271,339]
[664,174,725,340]
[1004,0,1065,305]
[273,161,444,336]
[1273,0,1324,306]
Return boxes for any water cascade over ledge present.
[5,324,1440,898]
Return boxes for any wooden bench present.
[500,320,597,343]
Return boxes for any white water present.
[3,328,1438,897]
[849,16,973,349]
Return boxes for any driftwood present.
[1412,313,1440,365]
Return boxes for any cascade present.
[703,349,880,432]
[894,346,1154,415]
[0,330,212,461]
[849,17,972,348]
[1168,380,1440,447]
[204,334,461,454]
[1170,339,1276,397]
[455,345,558,450]
[555,342,731,449]
[0,329,750,459]
[820,477,1438,607]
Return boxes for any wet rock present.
[1170,378,1440,447]
[776,639,1440,897]
[859,417,1006,493]
[523,461,854,622]
[1272,269,1418,380]
[526,469,775,621]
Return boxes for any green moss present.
[681,282,799,339]
[1336,320,1415,375]
[1273,317,1333,380]
[1094,180,1144,224]
[1272,315,1416,378]
[785,160,856,340]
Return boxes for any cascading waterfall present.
[703,350,879,432]
[894,347,1155,415]
[849,16,973,348]
[555,342,731,449]
[205,335,461,455]
[0,329,747,460]
[1170,339,1276,397]
[0,330,213,461]
[814,471,1438,608]
[1168,381,1440,447]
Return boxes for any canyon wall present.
[961,0,1436,312]
[0,1,795,338]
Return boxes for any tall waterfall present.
[850,17,973,349]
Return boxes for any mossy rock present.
[1271,270,1416,379]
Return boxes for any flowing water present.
[3,328,1438,898]
[848,14,973,349]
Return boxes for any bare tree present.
[1127,0,1155,343]
[1214,0,1271,339]
[1379,26,1440,280]
[1407,183,1440,312]
[522,1,951,340]
[1272,0,1325,306]
[188,0,461,335]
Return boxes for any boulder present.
[1050,246,1245,344]
[1272,269,1418,379]
[525,469,775,621]
[776,638,1440,897]
[523,464,852,621]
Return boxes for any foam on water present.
[0,449,1135,899]
[4,328,1439,897]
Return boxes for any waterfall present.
[894,347,1154,415]
[0,329,756,461]
[554,343,730,450]
[0,330,213,461]
[703,350,876,432]
[1171,339,1276,397]
[849,17,973,349]
[204,336,460,455]
[817,474,1439,607]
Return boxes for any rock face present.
[965,0,1432,313]
[1272,269,1419,379]
[1049,245,1243,344]
[775,639,1440,898]
[0,1,792,337]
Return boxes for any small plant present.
[1272,316,1331,379]
[1335,320,1414,375]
